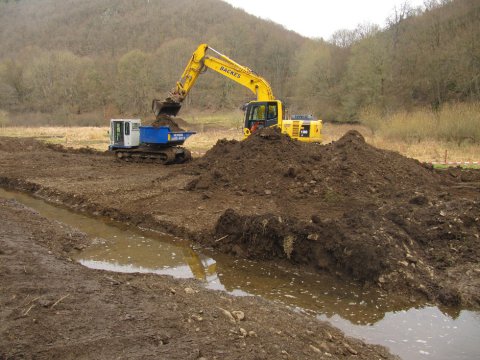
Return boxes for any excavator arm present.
[152,44,275,117]
[151,43,322,143]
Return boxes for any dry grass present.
[321,123,369,143]
[182,110,243,129]
[322,122,480,163]
[172,110,244,155]
[371,138,480,163]
[184,129,243,155]
[0,126,110,151]
[360,103,480,145]
[1,119,479,164]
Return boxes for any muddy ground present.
[0,198,396,359]
[0,131,479,312]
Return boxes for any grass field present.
[1,118,479,165]
[0,126,110,151]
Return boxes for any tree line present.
[0,0,478,125]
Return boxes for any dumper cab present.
[109,119,141,150]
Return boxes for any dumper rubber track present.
[114,146,192,165]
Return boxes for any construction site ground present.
[0,129,479,358]
[1,196,398,359]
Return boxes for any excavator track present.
[114,146,191,165]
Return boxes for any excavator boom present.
[152,44,275,117]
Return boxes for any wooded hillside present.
[0,0,478,125]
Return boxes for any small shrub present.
[358,106,384,135]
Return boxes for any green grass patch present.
[432,163,480,170]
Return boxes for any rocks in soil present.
[231,310,245,321]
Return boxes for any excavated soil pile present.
[0,137,51,153]
[442,167,480,182]
[150,114,188,132]
[45,143,106,155]
[187,128,480,307]
[188,128,444,201]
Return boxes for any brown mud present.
[187,129,480,307]
[150,114,188,132]
[0,131,479,311]
[1,198,395,359]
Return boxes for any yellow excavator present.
[152,44,322,142]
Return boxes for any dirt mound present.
[441,167,480,182]
[186,128,480,307]
[0,137,106,155]
[0,137,49,153]
[150,115,187,132]
[214,209,392,282]
[45,143,107,155]
[213,194,480,306]
[187,128,444,202]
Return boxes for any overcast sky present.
[222,0,426,39]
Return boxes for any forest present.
[0,0,478,133]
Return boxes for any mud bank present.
[0,133,479,309]
[185,129,480,308]
[0,198,396,359]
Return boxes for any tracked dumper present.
[109,119,195,164]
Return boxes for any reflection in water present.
[79,241,217,280]
[321,307,480,360]
[1,188,479,360]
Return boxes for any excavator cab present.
[109,119,141,150]
[243,100,322,143]
[244,100,283,134]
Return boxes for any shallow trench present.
[1,187,479,360]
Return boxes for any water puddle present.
[1,188,479,360]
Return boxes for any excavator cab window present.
[113,121,124,146]
[245,102,278,132]
[251,104,266,120]
[267,103,277,120]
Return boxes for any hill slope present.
[0,0,323,120]
[0,0,478,124]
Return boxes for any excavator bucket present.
[152,98,182,117]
